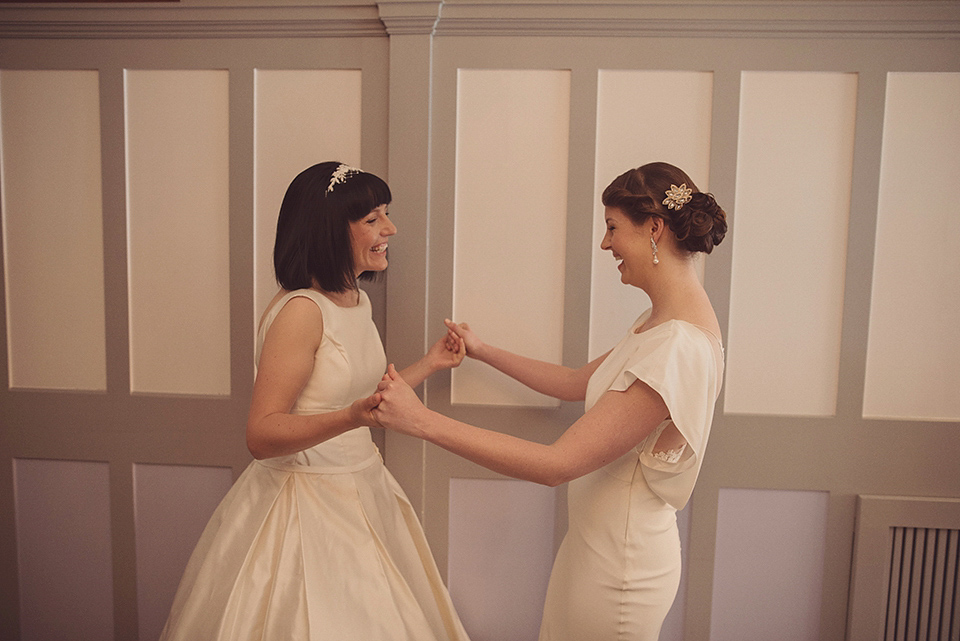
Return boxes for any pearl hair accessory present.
[326,163,362,195]
[662,183,693,210]
[650,237,659,265]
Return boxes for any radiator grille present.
[885,527,959,641]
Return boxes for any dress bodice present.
[582,311,723,510]
[255,288,387,470]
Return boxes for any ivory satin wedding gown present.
[160,288,470,641]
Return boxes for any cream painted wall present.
[725,71,857,417]
[1,70,106,391]
[125,69,231,396]
[451,68,570,408]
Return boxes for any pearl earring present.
[650,237,659,265]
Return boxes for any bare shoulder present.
[265,293,325,350]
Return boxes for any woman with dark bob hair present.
[373,162,727,640]
[161,162,471,641]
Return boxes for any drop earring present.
[650,237,659,265]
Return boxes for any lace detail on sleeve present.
[651,443,686,464]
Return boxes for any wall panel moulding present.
[431,1,960,38]
[0,5,387,39]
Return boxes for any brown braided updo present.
[601,162,727,254]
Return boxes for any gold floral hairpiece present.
[326,163,362,195]
[662,183,693,210]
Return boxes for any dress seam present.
[617,458,643,640]
[208,471,295,640]
[257,472,302,641]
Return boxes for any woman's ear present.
[650,216,665,242]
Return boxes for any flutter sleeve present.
[607,323,722,509]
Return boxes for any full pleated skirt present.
[160,454,469,641]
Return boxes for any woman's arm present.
[446,320,608,402]
[373,364,668,486]
[396,326,466,389]
[246,297,378,460]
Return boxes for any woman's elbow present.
[246,426,271,460]
[537,461,578,488]
[541,475,565,488]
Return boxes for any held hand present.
[425,325,467,370]
[373,364,429,437]
[350,392,382,428]
[443,319,483,358]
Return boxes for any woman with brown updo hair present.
[371,162,727,640]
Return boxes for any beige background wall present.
[1,2,958,640]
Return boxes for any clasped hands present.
[356,319,478,435]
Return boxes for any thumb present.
[387,363,400,381]
[362,392,381,409]
[444,318,465,337]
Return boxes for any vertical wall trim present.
[110,457,136,640]
[229,66,255,407]
[380,0,443,523]
[100,66,131,398]
[683,67,741,641]
[834,71,885,420]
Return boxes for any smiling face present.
[600,206,653,287]
[349,204,396,277]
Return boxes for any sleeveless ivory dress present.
[160,288,470,641]
[538,311,723,641]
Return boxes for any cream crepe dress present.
[160,289,470,641]
[538,311,723,641]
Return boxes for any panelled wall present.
[1,2,959,641]
[0,7,391,640]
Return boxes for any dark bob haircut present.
[273,161,392,293]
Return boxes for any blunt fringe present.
[273,161,392,293]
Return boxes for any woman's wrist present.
[470,341,492,364]
[414,406,437,440]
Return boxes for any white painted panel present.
[725,72,858,416]
[125,70,230,395]
[591,70,714,359]
[253,70,362,323]
[863,72,960,421]
[448,478,556,641]
[0,70,106,391]
[133,463,233,641]
[451,69,570,406]
[14,458,114,641]
[710,488,828,641]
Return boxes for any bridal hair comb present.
[662,183,693,210]
[326,164,362,195]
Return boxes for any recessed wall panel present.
[0,70,106,391]
[451,69,569,406]
[448,478,556,641]
[710,488,828,641]
[591,70,714,359]
[253,70,362,323]
[125,70,230,395]
[14,458,114,641]
[863,72,960,421]
[133,462,233,641]
[725,72,857,416]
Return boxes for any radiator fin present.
[884,527,959,641]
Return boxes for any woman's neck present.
[314,285,360,308]
[641,261,714,330]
